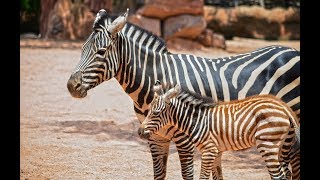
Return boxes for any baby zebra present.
[138,83,300,180]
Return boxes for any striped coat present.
[67,9,300,180]
[139,84,300,179]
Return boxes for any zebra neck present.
[115,25,169,106]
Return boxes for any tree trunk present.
[39,0,57,38]
[39,0,112,39]
[84,0,112,14]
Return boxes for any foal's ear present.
[163,84,181,104]
[107,8,129,37]
[153,80,164,96]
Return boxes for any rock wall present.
[39,1,299,49]
[39,0,226,49]
[40,0,112,40]
[204,5,300,40]
[137,0,204,20]
[129,0,226,49]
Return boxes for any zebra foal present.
[138,83,300,180]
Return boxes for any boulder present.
[167,37,204,51]
[163,14,206,40]
[137,0,204,20]
[212,33,226,49]
[40,0,107,40]
[84,0,112,14]
[197,29,213,47]
[196,29,226,49]
[128,14,161,36]
[204,5,300,40]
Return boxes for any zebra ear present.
[163,85,181,104]
[107,8,129,37]
[153,82,164,96]
[93,9,109,30]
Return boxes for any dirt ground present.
[20,38,300,180]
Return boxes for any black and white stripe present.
[67,9,300,180]
[139,85,300,179]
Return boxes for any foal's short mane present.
[159,83,218,108]
[178,90,218,108]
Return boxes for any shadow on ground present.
[50,119,147,145]
[49,119,268,169]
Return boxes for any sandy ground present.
[20,38,300,180]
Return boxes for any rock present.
[196,29,226,49]
[212,33,226,49]
[137,0,204,20]
[84,0,112,14]
[204,5,300,40]
[20,33,41,39]
[204,6,237,26]
[163,14,206,40]
[41,0,96,40]
[167,37,204,51]
[128,14,161,36]
[197,28,214,47]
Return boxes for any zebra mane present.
[125,22,169,53]
[177,89,218,108]
[93,10,169,53]
[157,83,217,108]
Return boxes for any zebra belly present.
[213,136,256,152]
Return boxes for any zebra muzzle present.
[67,71,87,98]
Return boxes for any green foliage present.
[21,0,40,13]
[20,0,40,34]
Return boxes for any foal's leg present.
[279,125,300,180]
[213,152,223,180]
[149,126,196,180]
[136,111,195,180]
[289,129,300,180]
[172,130,195,180]
[199,145,219,179]
[257,141,287,179]
[147,134,171,180]
[290,149,300,180]
[136,111,170,180]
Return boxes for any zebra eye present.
[96,49,106,56]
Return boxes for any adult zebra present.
[138,84,300,179]
[67,9,300,179]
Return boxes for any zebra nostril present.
[138,127,143,136]
[75,82,81,90]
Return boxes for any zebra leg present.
[290,149,300,180]
[171,128,223,180]
[290,129,300,180]
[211,159,222,180]
[199,145,219,179]
[172,130,195,180]
[257,140,287,180]
[147,133,171,180]
[214,152,224,180]
[279,143,292,179]
[135,111,171,180]
[287,135,300,180]
[279,124,300,180]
